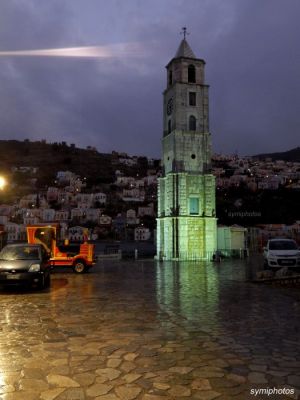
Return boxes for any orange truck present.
[27,224,95,273]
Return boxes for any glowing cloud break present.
[0,43,145,58]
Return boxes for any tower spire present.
[175,28,196,59]
[180,27,190,40]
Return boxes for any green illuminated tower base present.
[156,173,217,260]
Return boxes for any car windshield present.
[269,240,298,250]
[0,246,40,260]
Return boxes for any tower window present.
[188,65,196,83]
[189,92,196,106]
[189,115,196,131]
[168,119,171,133]
[168,70,173,86]
[189,197,199,215]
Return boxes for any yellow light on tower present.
[0,177,6,190]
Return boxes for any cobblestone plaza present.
[0,259,299,399]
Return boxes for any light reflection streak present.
[0,42,145,59]
[156,261,220,329]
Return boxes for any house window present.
[188,64,196,83]
[189,115,196,131]
[168,119,171,133]
[189,197,199,215]
[189,92,196,106]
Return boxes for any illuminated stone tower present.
[156,33,217,260]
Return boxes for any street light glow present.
[0,177,6,190]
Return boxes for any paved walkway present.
[0,259,299,399]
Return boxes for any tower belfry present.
[156,34,217,260]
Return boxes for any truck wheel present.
[73,261,86,274]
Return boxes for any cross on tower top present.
[180,27,190,40]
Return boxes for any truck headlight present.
[29,264,40,272]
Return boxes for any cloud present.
[207,0,300,155]
[0,0,299,157]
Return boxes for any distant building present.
[93,192,107,205]
[138,203,155,217]
[56,170,76,184]
[47,187,59,202]
[41,209,55,222]
[68,226,86,242]
[11,166,38,174]
[144,175,157,185]
[23,216,40,225]
[71,208,84,221]
[126,209,139,225]
[75,193,93,208]
[0,215,9,225]
[116,176,136,187]
[19,194,39,208]
[4,222,25,242]
[134,226,151,241]
[99,215,112,226]
[122,188,145,202]
[84,208,101,222]
[54,210,69,222]
[112,214,126,235]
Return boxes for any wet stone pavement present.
[0,258,299,400]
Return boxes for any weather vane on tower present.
[181,27,190,40]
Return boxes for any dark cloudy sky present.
[0,0,299,157]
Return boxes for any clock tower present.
[156,34,217,260]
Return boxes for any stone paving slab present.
[0,259,299,399]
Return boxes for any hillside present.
[0,140,114,187]
[253,146,300,162]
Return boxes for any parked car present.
[263,238,300,269]
[0,243,51,289]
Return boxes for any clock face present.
[167,98,173,115]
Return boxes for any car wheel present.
[45,273,51,288]
[73,261,86,274]
[38,276,45,290]
[263,259,270,270]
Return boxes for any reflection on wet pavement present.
[0,258,299,399]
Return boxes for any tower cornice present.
[165,56,205,69]
[163,82,209,95]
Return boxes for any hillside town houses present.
[1,151,300,248]
[212,154,300,190]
